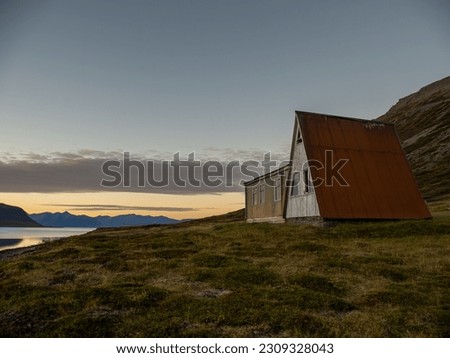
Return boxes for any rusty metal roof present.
[298,111,431,219]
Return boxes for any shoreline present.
[0,245,39,260]
[0,227,96,261]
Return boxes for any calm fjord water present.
[0,227,94,251]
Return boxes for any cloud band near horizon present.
[0,149,289,195]
[44,204,198,212]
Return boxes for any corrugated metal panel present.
[298,112,431,219]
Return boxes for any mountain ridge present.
[0,203,42,227]
[29,211,180,228]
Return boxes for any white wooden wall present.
[285,121,320,218]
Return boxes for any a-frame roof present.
[296,111,431,219]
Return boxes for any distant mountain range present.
[0,203,42,227]
[29,212,180,228]
[378,76,450,202]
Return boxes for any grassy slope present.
[0,210,449,338]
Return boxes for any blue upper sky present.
[0,0,449,159]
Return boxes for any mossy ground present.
[0,210,449,337]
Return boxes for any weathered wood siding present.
[285,118,320,218]
[245,168,289,222]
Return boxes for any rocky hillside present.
[0,203,42,227]
[377,76,450,202]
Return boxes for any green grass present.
[0,211,449,337]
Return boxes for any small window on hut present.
[296,127,302,143]
[303,169,310,193]
[291,172,300,196]
[274,177,281,201]
[252,186,258,206]
[259,183,265,204]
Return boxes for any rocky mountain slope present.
[377,76,450,201]
[0,203,42,227]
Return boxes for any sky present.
[0,0,449,219]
